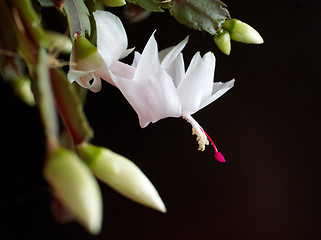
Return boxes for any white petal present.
[109,33,181,127]
[109,61,136,80]
[199,79,235,110]
[131,51,141,68]
[163,52,185,88]
[67,43,102,93]
[133,32,160,83]
[96,61,136,87]
[120,47,135,60]
[110,70,181,128]
[67,68,101,92]
[94,10,128,67]
[160,36,189,70]
[177,52,215,115]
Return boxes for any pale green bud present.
[223,19,264,44]
[73,34,102,71]
[13,76,36,106]
[214,29,231,55]
[43,147,103,235]
[46,31,72,54]
[102,0,126,7]
[77,143,167,213]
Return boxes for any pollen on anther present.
[192,126,209,151]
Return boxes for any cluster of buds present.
[214,19,264,55]
[44,143,166,235]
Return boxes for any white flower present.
[67,10,135,92]
[109,33,235,162]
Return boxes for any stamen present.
[191,124,209,151]
[182,115,226,162]
[182,115,208,151]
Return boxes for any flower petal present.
[96,61,136,87]
[67,69,102,92]
[109,61,136,80]
[163,52,185,88]
[110,69,181,128]
[178,52,215,115]
[199,79,235,110]
[109,33,181,128]
[94,10,128,67]
[132,31,160,83]
[131,51,141,68]
[159,36,189,70]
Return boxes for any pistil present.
[182,115,226,162]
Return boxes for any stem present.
[50,68,93,145]
[34,48,60,143]
[63,0,91,40]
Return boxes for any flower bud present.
[102,0,126,7]
[46,31,72,54]
[43,147,103,235]
[73,34,102,71]
[13,76,36,106]
[77,143,166,213]
[214,29,231,55]
[223,19,264,44]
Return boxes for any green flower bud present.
[46,31,72,54]
[43,147,103,235]
[73,34,102,71]
[214,29,231,55]
[223,19,264,44]
[12,76,36,106]
[102,0,126,7]
[77,143,167,213]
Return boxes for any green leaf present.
[37,0,54,7]
[33,48,60,140]
[50,68,94,145]
[0,1,19,52]
[170,0,230,35]
[63,0,91,39]
[10,0,48,48]
[126,0,170,12]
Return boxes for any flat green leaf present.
[170,0,230,35]
[50,68,93,145]
[0,1,19,52]
[64,0,91,39]
[37,0,54,7]
[126,0,170,12]
[11,0,48,48]
[34,48,60,139]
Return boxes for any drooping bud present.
[222,19,264,44]
[77,143,167,213]
[43,147,103,235]
[214,28,231,55]
[46,31,72,54]
[12,76,35,106]
[73,34,102,71]
[102,0,126,7]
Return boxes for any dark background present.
[1,0,321,239]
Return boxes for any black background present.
[1,0,321,239]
